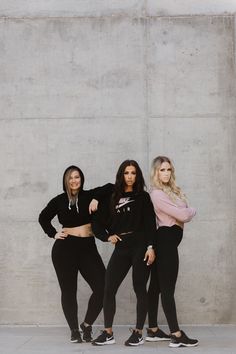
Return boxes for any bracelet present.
[147,245,153,250]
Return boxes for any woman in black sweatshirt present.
[92,160,156,347]
[38,165,111,344]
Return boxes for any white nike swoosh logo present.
[116,199,135,209]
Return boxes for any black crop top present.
[38,184,113,238]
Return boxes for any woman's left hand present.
[108,234,122,244]
[144,249,155,266]
[89,199,99,214]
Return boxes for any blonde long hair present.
[150,156,186,202]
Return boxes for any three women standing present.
[38,158,198,348]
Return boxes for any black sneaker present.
[125,329,144,346]
[146,328,170,342]
[70,329,82,343]
[92,330,115,345]
[80,322,93,342]
[169,330,198,348]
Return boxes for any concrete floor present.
[0,325,236,354]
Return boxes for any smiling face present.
[124,165,136,192]
[68,170,81,194]
[158,161,172,184]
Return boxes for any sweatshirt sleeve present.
[91,193,111,242]
[38,197,58,238]
[151,190,196,223]
[142,192,157,247]
[91,213,110,242]
[89,183,114,202]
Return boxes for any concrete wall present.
[0,1,235,325]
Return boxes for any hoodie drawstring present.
[68,197,79,213]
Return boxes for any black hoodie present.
[38,165,113,238]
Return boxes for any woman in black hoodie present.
[92,160,156,347]
[39,165,111,343]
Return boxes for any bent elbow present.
[181,209,196,223]
[38,212,45,226]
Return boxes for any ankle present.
[149,327,158,332]
[172,330,181,337]
[83,322,91,327]
[105,328,113,335]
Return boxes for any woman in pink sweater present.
[146,156,198,348]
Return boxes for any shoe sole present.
[70,339,82,343]
[125,339,144,346]
[169,342,199,348]
[92,339,116,346]
[146,337,170,342]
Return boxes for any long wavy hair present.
[111,160,145,210]
[150,156,186,202]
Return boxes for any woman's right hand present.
[54,230,68,240]
[108,234,122,244]
[175,220,184,229]
[89,199,99,214]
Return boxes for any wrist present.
[147,245,153,250]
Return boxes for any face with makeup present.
[124,165,136,191]
[68,170,81,194]
[158,161,172,184]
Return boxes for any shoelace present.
[84,326,92,334]
[128,328,142,339]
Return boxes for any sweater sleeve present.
[38,197,58,238]
[89,183,114,202]
[91,193,111,242]
[91,213,110,242]
[142,192,157,247]
[151,190,196,223]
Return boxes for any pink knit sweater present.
[150,189,196,227]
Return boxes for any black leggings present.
[103,237,150,330]
[148,225,183,333]
[52,236,105,330]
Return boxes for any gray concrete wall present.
[0,1,235,325]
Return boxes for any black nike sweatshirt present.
[92,189,157,247]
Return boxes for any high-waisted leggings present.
[103,236,150,330]
[52,236,105,330]
[148,225,183,333]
